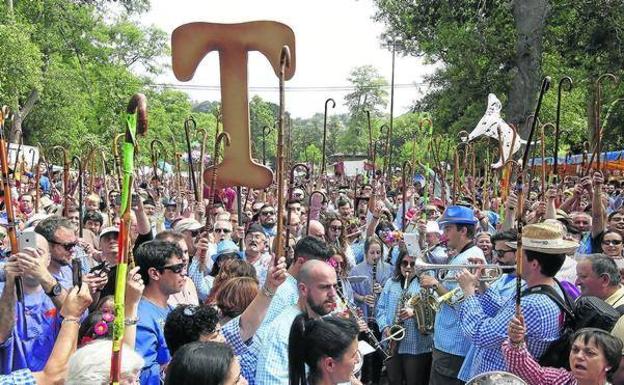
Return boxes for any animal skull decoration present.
[468,94,526,169]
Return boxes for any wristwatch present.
[45,281,62,297]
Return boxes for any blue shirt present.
[0,369,36,385]
[135,298,172,385]
[457,280,563,381]
[187,259,213,302]
[0,285,60,373]
[257,274,298,335]
[457,273,518,380]
[376,277,433,356]
[222,316,258,385]
[255,305,302,385]
[349,260,393,319]
[51,265,73,290]
[433,245,484,356]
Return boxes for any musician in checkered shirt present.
[456,222,579,382]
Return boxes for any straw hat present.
[506,222,579,254]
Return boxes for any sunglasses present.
[190,229,201,237]
[260,211,275,216]
[401,260,416,268]
[602,240,623,246]
[492,249,515,257]
[214,228,232,234]
[159,263,187,274]
[49,240,78,251]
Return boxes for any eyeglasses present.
[401,260,416,268]
[493,249,515,257]
[214,228,232,234]
[330,226,343,231]
[260,210,275,216]
[602,240,623,246]
[49,240,77,251]
[189,229,201,237]
[159,263,187,274]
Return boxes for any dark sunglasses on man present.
[158,262,187,274]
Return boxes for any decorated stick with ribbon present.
[110,94,147,385]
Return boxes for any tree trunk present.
[507,0,550,139]
[9,88,39,143]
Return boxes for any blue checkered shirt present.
[222,315,258,385]
[433,245,484,356]
[457,280,564,381]
[350,260,393,320]
[187,259,213,302]
[376,277,433,355]
[255,305,302,385]
[0,369,36,385]
[256,274,298,336]
[457,273,518,381]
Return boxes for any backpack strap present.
[615,304,624,316]
[521,281,575,320]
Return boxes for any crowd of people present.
[1,157,624,385]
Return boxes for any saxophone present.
[408,287,438,335]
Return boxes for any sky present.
[143,0,439,119]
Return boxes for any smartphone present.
[72,258,82,288]
[19,231,37,251]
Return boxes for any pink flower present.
[93,321,109,336]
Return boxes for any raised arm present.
[34,283,93,385]
[239,256,287,342]
[591,172,606,238]
[0,256,18,343]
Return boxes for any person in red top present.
[503,314,622,385]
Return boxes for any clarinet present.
[368,260,378,323]
[336,281,392,361]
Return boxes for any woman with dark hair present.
[599,230,624,282]
[376,248,433,385]
[216,277,259,324]
[324,212,356,271]
[504,315,623,385]
[349,235,394,384]
[288,314,360,385]
[165,341,247,385]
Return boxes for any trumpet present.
[414,263,515,283]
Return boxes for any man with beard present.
[257,236,332,332]
[34,216,78,290]
[258,204,277,243]
[0,232,95,372]
[243,224,271,286]
[255,259,338,385]
[135,240,187,385]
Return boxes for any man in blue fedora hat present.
[420,205,485,385]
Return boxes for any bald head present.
[298,259,334,285]
[307,220,325,240]
[297,259,337,316]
